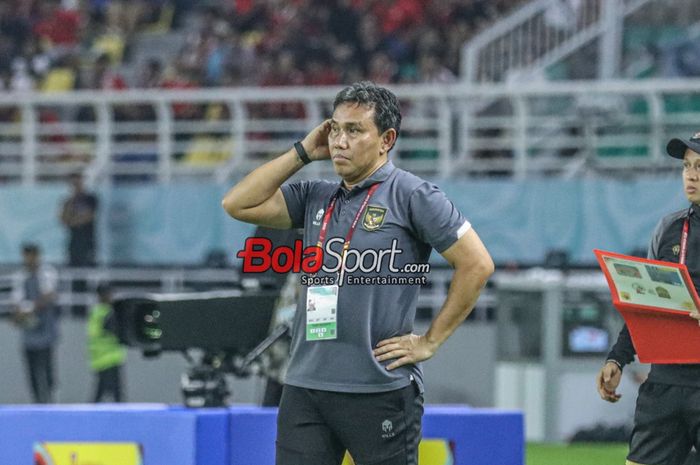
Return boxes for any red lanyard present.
[316,183,381,259]
[680,217,690,265]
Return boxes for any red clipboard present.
[594,249,700,363]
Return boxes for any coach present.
[223,81,494,465]
[597,132,700,465]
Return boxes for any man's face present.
[683,149,700,204]
[22,251,38,270]
[329,103,392,186]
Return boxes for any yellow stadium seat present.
[92,33,125,64]
[182,136,234,165]
[41,68,76,93]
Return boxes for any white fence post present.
[91,100,112,183]
[305,99,324,178]
[215,99,247,183]
[20,102,37,185]
[437,96,453,178]
[514,96,529,179]
[646,92,664,163]
[598,0,623,79]
[156,99,173,182]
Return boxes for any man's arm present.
[596,324,637,403]
[596,219,665,402]
[374,228,494,370]
[12,268,57,325]
[59,197,96,227]
[221,120,331,228]
[59,199,71,226]
[34,266,58,312]
[75,195,98,226]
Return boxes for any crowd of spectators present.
[0,0,186,93]
[0,0,531,179]
[0,0,527,93]
[175,0,526,88]
[6,0,700,92]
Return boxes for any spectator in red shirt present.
[161,61,199,119]
[371,0,425,36]
[32,0,81,48]
[305,56,340,86]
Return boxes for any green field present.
[527,443,628,465]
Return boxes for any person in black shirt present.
[60,173,98,315]
[597,132,700,465]
[60,173,98,267]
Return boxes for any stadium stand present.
[0,0,537,184]
[0,0,530,92]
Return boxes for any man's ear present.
[380,128,398,154]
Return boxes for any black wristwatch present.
[294,141,312,165]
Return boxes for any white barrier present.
[0,79,699,183]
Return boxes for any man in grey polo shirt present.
[223,81,494,465]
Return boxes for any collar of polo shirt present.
[338,160,396,194]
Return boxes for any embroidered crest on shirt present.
[673,244,680,256]
[362,205,387,231]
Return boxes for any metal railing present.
[0,267,242,310]
[1,79,700,182]
[462,0,654,82]
[0,265,496,321]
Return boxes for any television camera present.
[113,290,286,407]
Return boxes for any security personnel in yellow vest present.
[88,282,126,402]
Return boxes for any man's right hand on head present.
[301,119,332,161]
[596,361,622,403]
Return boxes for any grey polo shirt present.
[280,160,470,393]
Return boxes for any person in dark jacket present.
[597,132,700,465]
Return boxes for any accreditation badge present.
[306,285,338,341]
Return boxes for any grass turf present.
[527,443,628,465]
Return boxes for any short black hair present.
[333,81,402,138]
[21,242,39,254]
[96,282,111,297]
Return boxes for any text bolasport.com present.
[236,237,430,286]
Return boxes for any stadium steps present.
[125,31,187,78]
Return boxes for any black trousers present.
[69,242,95,316]
[68,241,95,267]
[23,347,54,404]
[93,365,124,402]
[628,382,700,465]
[276,383,423,465]
[263,378,284,407]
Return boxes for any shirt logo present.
[313,209,324,226]
[362,205,387,231]
[673,244,680,256]
[381,419,395,438]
